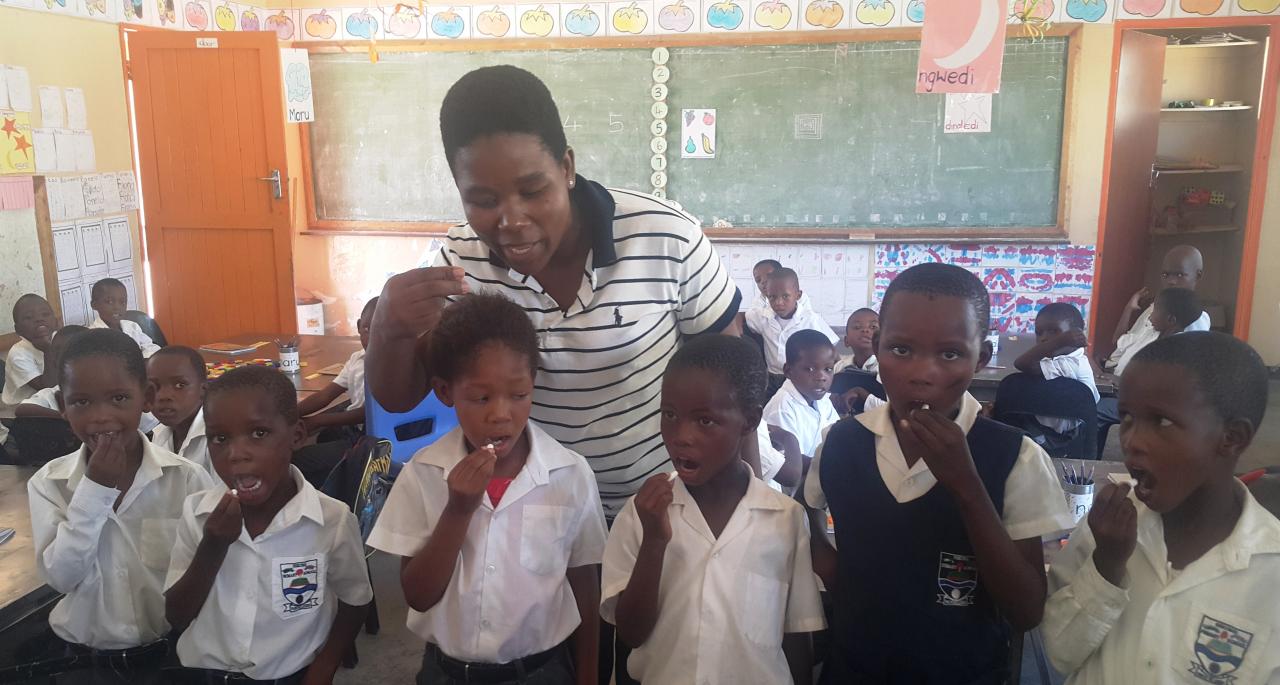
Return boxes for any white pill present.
[484,443,495,452]
[230,489,238,497]
[1107,473,1138,488]
[920,403,930,411]
[668,471,679,482]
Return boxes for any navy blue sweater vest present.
[819,415,1023,685]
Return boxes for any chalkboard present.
[308,49,654,222]
[307,36,1069,231]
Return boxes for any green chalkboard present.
[307,36,1068,230]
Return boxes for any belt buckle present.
[464,662,471,683]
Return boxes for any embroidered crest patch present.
[1190,615,1253,684]
[278,559,320,614]
[936,551,978,607]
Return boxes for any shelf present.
[1151,224,1239,236]
[1161,106,1252,112]
[1154,164,1245,175]
[1167,40,1259,49]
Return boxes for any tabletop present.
[199,334,361,395]
[0,466,58,633]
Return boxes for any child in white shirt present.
[368,293,607,685]
[833,308,879,375]
[297,296,377,440]
[603,334,825,685]
[2,295,58,435]
[165,365,373,683]
[1012,303,1099,436]
[16,325,87,420]
[147,345,213,475]
[744,267,839,377]
[764,330,839,486]
[1148,286,1201,340]
[1043,332,1280,684]
[88,278,160,358]
[27,328,210,682]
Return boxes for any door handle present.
[257,169,282,199]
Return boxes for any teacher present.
[367,65,743,518]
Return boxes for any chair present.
[830,368,885,413]
[11,417,82,466]
[364,387,458,465]
[992,373,1098,460]
[122,310,168,347]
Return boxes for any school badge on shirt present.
[1190,615,1253,684]
[272,555,326,619]
[936,552,978,607]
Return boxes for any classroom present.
[1,0,1279,683]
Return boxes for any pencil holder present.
[1064,481,1094,525]
[278,345,301,374]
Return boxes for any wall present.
[0,10,145,321]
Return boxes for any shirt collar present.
[45,431,187,481]
[157,409,206,453]
[856,391,981,436]
[415,423,580,486]
[670,467,787,512]
[484,175,618,271]
[193,465,324,528]
[778,379,816,411]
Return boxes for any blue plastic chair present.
[364,387,458,465]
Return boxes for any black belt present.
[429,643,562,684]
[0,638,170,684]
[176,668,306,684]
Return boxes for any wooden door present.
[127,31,294,345]
[1092,30,1166,358]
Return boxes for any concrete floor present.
[336,380,1280,685]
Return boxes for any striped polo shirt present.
[436,176,740,514]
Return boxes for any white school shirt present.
[1107,306,1211,375]
[834,354,878,375]
[16,385,160,432]
[1037,347,1101,435]
[367,423,608,663]
[151,408,212,475]
[2,338,44,419]
[764,379,839,458]
[332,350,366,411]
[88,315,161,358]
[601,474,826,685]
[744,296,840,375]
[167,466,374,679]
[1043,481,1280,684]
[804,393,1075,541]
[756,420,787,490]
[27,435,212,649]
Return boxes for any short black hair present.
[59,328,146,387]
[880,263,991,336]
[1129,331,1267,428]
[768,267,800,289]
[440,66,567,172]
[12,293,49,321]
[90,277,126,301]
[205,365,299,424]
[360,296,379,322]
[54,324,89,342]
[1154,287,1201,330]
[151,345,209,382]
[785,329,836,365]
[754,259,782,271]
[848,307,879,321]
[427,293,540,382]
[665,334,766,414]
[1037,302,1085,330]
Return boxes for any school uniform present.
[166,465,373,680]
[88,315,160,358]
[17,385,161,432]
[332,350,366,411]
[764,379,839,458]
[367,423,607,675]
[744,296,840,375]
[1106,306,1211,376]
[756,419,787,490]
[804,393,1073,683]
[151,408,212,475]
[1036,347,1100,434]
[601,475,826,684]
[1043,481,1280,684]
[1,338,44,442]
[833,354,878,375]
[27,435,213,649]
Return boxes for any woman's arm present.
[367,267,467,411]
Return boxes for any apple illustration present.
[904,0,923,21]
[265,10,296,39]
[185,1,209,29]
[1121,0,1164,14]
[1013,0,1053,18]
[706,0,745,27]
[305,10,338,37]
[431,8,466,37]
[241,7,260,30]
[346,9,379,38]
[804,0,843,26]
[1178,0,1221,12]
[612,2,648,33]
[1064,0,1107,20]
[84,0,105,15]
[753,0,792,29]
[520,5,555,35]
[477,6,512,36]
[855,0,893,24]
[565,4,601,33]
[214,2,234,29]
[387,4,422,37]
[1238,0,1280,11]
[659,0,696,29]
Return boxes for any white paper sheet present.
[74,131,96,172]
[38,86,65,128]
[82,173,107,216]
[64,88,87,130]
[53,129,76,172]
[33,128,56,173]
[116,171,138,211]
[62,176,86,219]
[5,66,32,112]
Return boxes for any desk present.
[970,335,1118,400]
[0,466,59,633]
[200,334,361,396]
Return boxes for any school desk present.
[0,466,59,640]
[970,336,1118,401]
[199,334,361,397]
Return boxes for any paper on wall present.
[62,175,87,219]
[0,67,9,111]
[45,176,64,221]
[680,108,716,159]
[279,49,315,123]
[82,173,107,216]
[33,128,55,173]
[53,129,76,172]
[116,171,138,211]
[101,173,122,214]
[943,93,992,134]
[64,88,87,130]
[5,67,32,113]
[74,131,96,172]
[38,86,65,128]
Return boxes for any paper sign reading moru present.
[916,0,1007,94]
